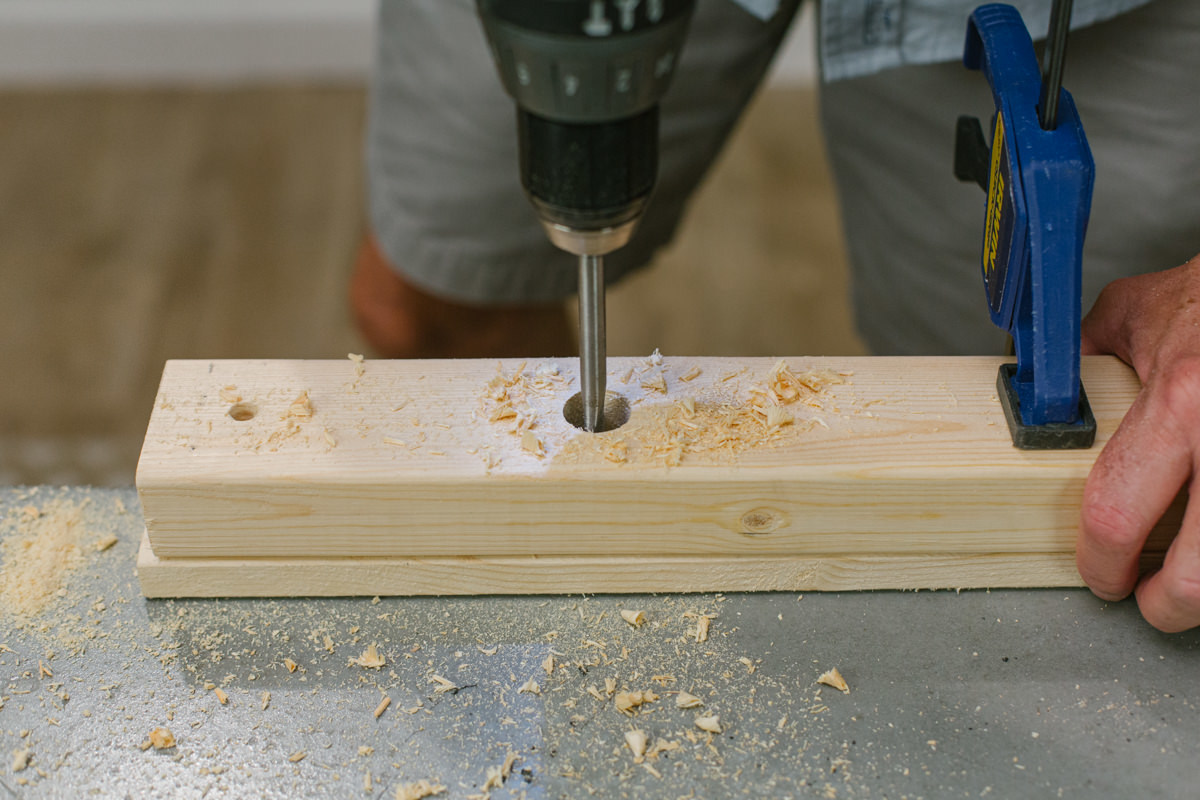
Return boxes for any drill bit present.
[577,253,607,432]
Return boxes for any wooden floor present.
[0,85,861,486]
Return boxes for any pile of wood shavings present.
[560,360,848,467]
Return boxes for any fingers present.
[1077,364,1197,602]
[1134,484,1200,633]
[1081,275,1138,362]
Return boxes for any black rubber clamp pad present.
[997,362,1097,450]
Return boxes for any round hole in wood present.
[563,392,631,432]
[228,402,257,422]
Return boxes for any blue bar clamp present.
[954,3,1096,449]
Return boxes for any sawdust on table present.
[0,491,118,624]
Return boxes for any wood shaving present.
[624,729,648,761]
[817,667,850,694]
[647,739,681,759]
[482,752,519,791]
[364,769,372,794]
[148,727,176,750]
[542,654,555,675]
[348,352,365,377]
[604,439,628,464]
[429,675,458,694]
[286,391,314,420]
[683,612,715,643]
[218,385,242,403]
[394,779,446,800]
[679,366,702,382]
[518,678,540,695]
[520,430,544,457]
[351,643,386,669]
[288,751,306,763]
[213,687,228,705]
[38,660,52,679]
[620,609,646,628]
[694,714,722,734]
[739,656,757,674]
[641,373,668,393]
[557,360,845,469]
[260,691,270,710]
[94,534,119,552]
[373,696,391,719]
[11,748,32,773]
[645,349,663,367]
[674,691,704,709]
[283,658,298,673]
[614,690,658,716]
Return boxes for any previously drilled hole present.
[228,402,257,422]
[563,392,631,432]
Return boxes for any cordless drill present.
[476,0,696,432]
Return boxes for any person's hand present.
[1077,254,1200,632]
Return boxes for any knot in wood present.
[739,507,787,535]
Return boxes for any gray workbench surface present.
[1,486,1197,799]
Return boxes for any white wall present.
[0,0,376,85]
[0,0,816,87]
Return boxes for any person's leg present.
[350,235,574,358]
[355,0,802,358]
[820,0,1200,355]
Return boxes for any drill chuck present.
[519,107,656,255]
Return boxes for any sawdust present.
[556,360,847,468]
[148,727,176,750]
[614,689,658,716]
[395,778,446,799]
[620,609,646,628]
[0,493,111,623]
[818,668,851,694]
[351,643,386,669]
[11,748,32,772]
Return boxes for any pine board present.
[135,355,1178,596]
[136,529,1094,597]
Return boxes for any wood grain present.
[136,355,1181,572]
[136,530,1096,598]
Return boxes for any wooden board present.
[136,529,1094,597]
[135,355,1179,595]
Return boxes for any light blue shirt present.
[732,0,1157,81]
[817,0,1156,81]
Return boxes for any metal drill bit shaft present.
[1038,0,1073,131]
[578,253,606,432]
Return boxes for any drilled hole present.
[563,392,630,432]
[228,402,257,422]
